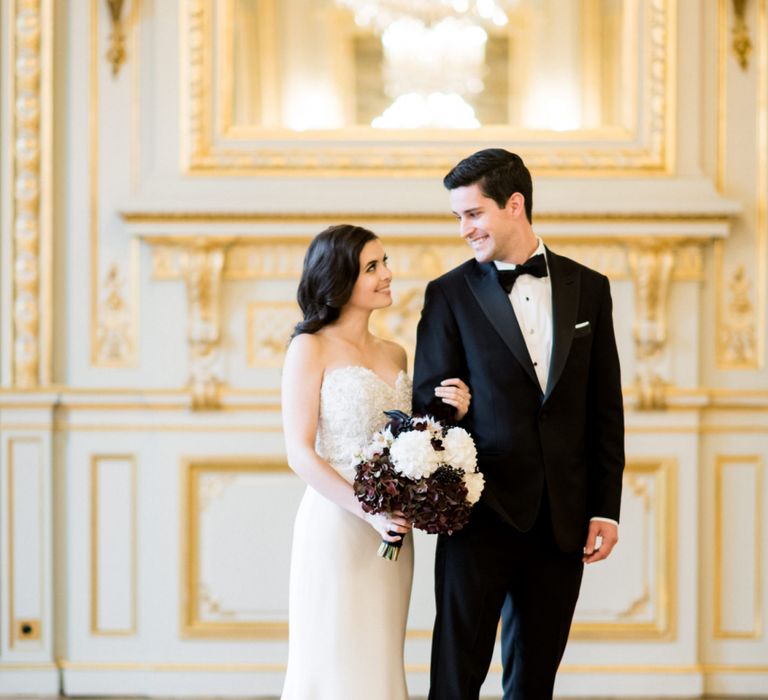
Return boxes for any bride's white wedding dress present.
[281,365,414,700]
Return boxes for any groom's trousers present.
[427,493,584,700]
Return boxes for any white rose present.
[463,470,485,505]
[389,430,440,480]
[441,427,477,473]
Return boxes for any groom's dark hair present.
[443,148,533,223]
[292,224,378,339]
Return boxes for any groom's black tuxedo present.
[413,248,624,699]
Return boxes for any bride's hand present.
[364,510,412,542]
[434,378,472,421]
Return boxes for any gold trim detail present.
[10,0,52,387]
[716,0,767,369]
[90,455,138,636]
[714,454,763,638]
[246,302,299,368]
[90,0,139,368]
[718,264,758,367]
[94,261,137,366]
[571,459,677,640]
[731,0,753,69]
[183,0,675,175]
[181,245,226,409]
[105,0,128,76]
[627,243,674,409]
[181,458,293,638]
[149,235,704,282]
[127,211,731,224]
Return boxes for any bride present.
[280,224,471,700]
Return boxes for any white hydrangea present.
[389,430,441,479]
[361,426,394,461]
[441,427,477,473]
[463,470,485,505]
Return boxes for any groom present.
[413,149,625,699]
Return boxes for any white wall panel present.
[6,438,44,648]
[715,456,763,638]
[91,456,137,635]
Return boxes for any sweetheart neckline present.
[323,365,408,392]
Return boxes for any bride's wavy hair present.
[291,224,378,338]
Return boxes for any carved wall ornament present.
[719,265,757,367]
[199,472,237,512]
[11,0,50,387]
[246,302,300,367]
[95,263,135,364]
[731,0,753,70]
[180,246,226,409]
[105,0,129,76]
[627,244,674,410]
[149,238,703,283]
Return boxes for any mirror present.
[225,0,633,132]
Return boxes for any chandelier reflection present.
[337,0,516,128]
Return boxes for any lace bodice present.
[316,365,412,483]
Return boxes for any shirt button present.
[533,362,538,366]
[529,329,535,335]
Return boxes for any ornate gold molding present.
[246,302,299,367]
[10,0,52,387]
[181,458,292,638]
[105,0,128,76]
[149,237,704,283]
[628,243,674,409]
[180,245,226,409]
[183,0,674,175]
[718,264,758,366]
[572,459,677,640]
[731,0,753,69]
[94,262,136,366]
[716,0,767,369]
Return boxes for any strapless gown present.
[281,365,414,700]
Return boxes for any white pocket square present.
[575,321,590,329]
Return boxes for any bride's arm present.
[281,334,408,542]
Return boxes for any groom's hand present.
[582,520,618,564]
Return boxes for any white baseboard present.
[704,672,768,696]
[30,665,768,698]
[0,667,60,694]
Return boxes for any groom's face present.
[450,184,519,264]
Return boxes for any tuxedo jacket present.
[412,248,625,553]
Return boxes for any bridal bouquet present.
[353,410,484,561]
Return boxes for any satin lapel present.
[545,249,580,402]
[464,263,541,392]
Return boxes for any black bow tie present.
[496,254,548,293]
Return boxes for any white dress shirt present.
[495,238,617,530]
[495,238,551,393]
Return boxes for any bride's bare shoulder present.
[285,332,326,372]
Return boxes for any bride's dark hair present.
[292,224,378,338]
